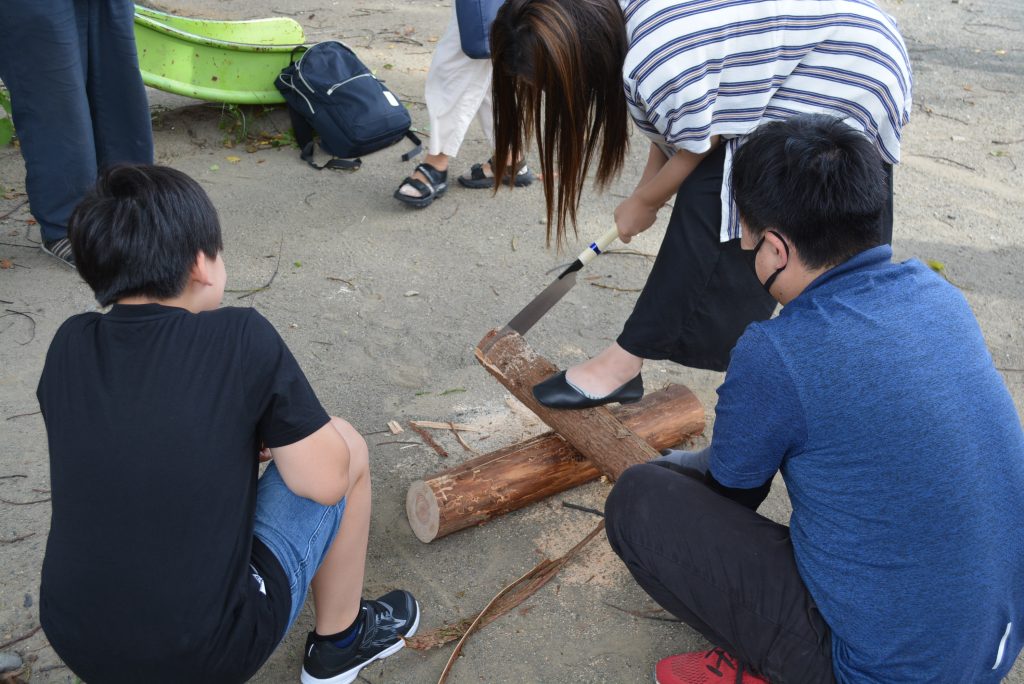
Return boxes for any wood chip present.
[409,420,481,432]
[450,423,481,455]
[408,422,449,458]
[387,420,404,434]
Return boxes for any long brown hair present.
[490,0,629,247]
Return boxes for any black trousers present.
[617,145,894,372]
[0,0,153,241]
[604,463,836,684]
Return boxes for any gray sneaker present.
[41,238,75,268]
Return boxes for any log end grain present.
[406,480,440,543]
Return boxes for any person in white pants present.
[394,7,533,209]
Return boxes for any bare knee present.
[329,416,370,484]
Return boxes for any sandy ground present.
[1,0,1022,682]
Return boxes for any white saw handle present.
[576,226,620,267]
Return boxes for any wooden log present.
[475,327,659,478]
[406,384,704,543]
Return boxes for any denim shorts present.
[253,462,346,635]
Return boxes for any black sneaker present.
[41,238,75,268]
[301,590,420,684]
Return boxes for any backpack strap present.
[401,131,423,162]
[287,103,362,171]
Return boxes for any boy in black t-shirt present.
[36,165,418,684]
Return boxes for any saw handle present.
[577,226,620,267]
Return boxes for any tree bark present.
[406,384,704,543]
[475,328,662,479]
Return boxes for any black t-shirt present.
[36,304,330,683]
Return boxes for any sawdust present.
[522,499,631,589]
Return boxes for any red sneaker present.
[655,648,770,684]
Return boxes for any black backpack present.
[275,41,421,170]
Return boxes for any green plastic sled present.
[133,5,305,105]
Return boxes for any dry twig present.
[427,521,606,684]
[605,247,657,261]
[408,422,449,458]
[0,199,29,221]
[6,410,40,421]
[562,501,604,517]
[602,601,679,623]
[449,423,480,455]
[0,532,35,545]
[0,496,50,506]
[0,625,41,650]
[409,421,481,433]
[0,309,36,345]
[912,154,975,171]
[226,234,284,299]
[590,282,642,293]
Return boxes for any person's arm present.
[655,447,772,511]
[706,326,805,505]
[242,310,347,504]
[636,142,669,189]
[270,423,351,506]
[705,470,773,511]
[614,137,719,243]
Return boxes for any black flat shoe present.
[532,371,644,409]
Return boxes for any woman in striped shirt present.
[490,0,911,409]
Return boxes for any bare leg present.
[310,416,371,634]
[398,153,450,198]
[564,342,644,397]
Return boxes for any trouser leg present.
[424,8,494,157]
[0,0,94,241]
[616,146,776,371]
[84,0,153,168]
[604,463,836,684]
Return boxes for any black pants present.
[0,0,153,241]
[604,463,836,684]
[617,146,894,372]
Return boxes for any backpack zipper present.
[279,73,316,115]
[327,72,372,96]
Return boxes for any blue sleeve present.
[709,325,806,489]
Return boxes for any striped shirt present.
[620,0,913,241]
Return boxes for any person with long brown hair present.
[490,0,912,409]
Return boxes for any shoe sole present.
[457,173,534,190]
[394,184,448,209]
[39,243,76,269]
[300,601,421,684]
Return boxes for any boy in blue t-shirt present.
[37,165,418,683]
[605,115,1024,683]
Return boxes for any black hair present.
[69,165,223,307]
[731,114,887,269]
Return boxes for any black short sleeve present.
[242,311,330,448]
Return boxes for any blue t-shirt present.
[709,246,1024,683]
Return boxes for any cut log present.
[475,328,660,478]
[406,384,704,543]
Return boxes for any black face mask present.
[744,230,789,294]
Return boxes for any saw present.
[504,226,620,335]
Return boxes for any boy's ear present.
[763,231,790,270]
[190,250,214,286]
